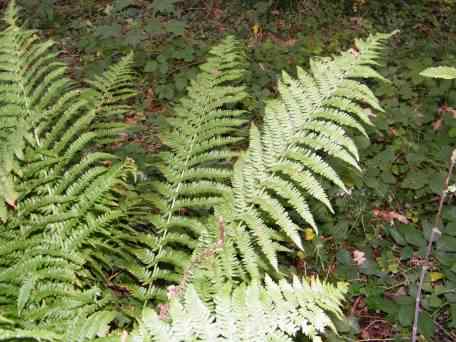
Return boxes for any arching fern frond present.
[219,32,396,273]
[0,1,70,216]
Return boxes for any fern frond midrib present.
[150,107,208,285]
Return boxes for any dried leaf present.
[430,272,445,282]
[252,23,261,36]
[352,250,366,266]
[432,117,443,131]
[372,208,409,224]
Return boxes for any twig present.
[432,317,456,340]
[168,216,225,299]
[158,216,225,320]
[357,339,396,342]
[411,149,456,342]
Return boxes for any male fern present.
[137,32,394,342]
[0,1,396,340]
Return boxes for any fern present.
[142,36,251,301]
[0,1,139,337]
[0,1,397,340]
[138,30,394,322]
[214,32,396,275]
[132,277,348,342]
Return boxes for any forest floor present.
[11,0,456,340]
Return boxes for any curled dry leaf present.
[388,127,398,136]
[352,250,366,266]
[268,32,297,48]
[439,104,456,118]
[372,208,409,224]
[158,304,169,320]
[303,228,316,241]
[432,116,444,131]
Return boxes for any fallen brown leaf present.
[372,208,409,224]
[352,250,366,266]
[432,116,444,131]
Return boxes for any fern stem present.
[146,117,200,306]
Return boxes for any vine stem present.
[411,149,456,342]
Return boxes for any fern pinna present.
[143,36,250,301]
[0,2,139,339]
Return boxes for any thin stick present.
[411,149,456,342]
[169,216,225,299]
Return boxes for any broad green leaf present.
[397,225,426,247]
[398,304,414,327]
[144,61,158,73]
[125,29,145,47]
[389,228,406,246]
[445,221,456,236]
[450,304,456,328]
[95,23,122,38]
[113,0,135,12]
[418,312,435,338]
[400,246,413,260]
[401,171,428,190]
[420,66,456,80]
[144,19,163,34]
[437,235,456,252]
[166,20,186,35]
[153,0,179,13]
[336,249,352,266]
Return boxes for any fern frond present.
[420,66,456,80]
[0,2,140,337]
[220,32,394,271]
[144,36,250,300]
[133,277,348,342]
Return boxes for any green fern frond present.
[220,32,394,271]
[0,2,140,337]
[144,36,250,300]
[132,277,348,342]
[420,66,456,80]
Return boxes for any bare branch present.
[412,149,456,342]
